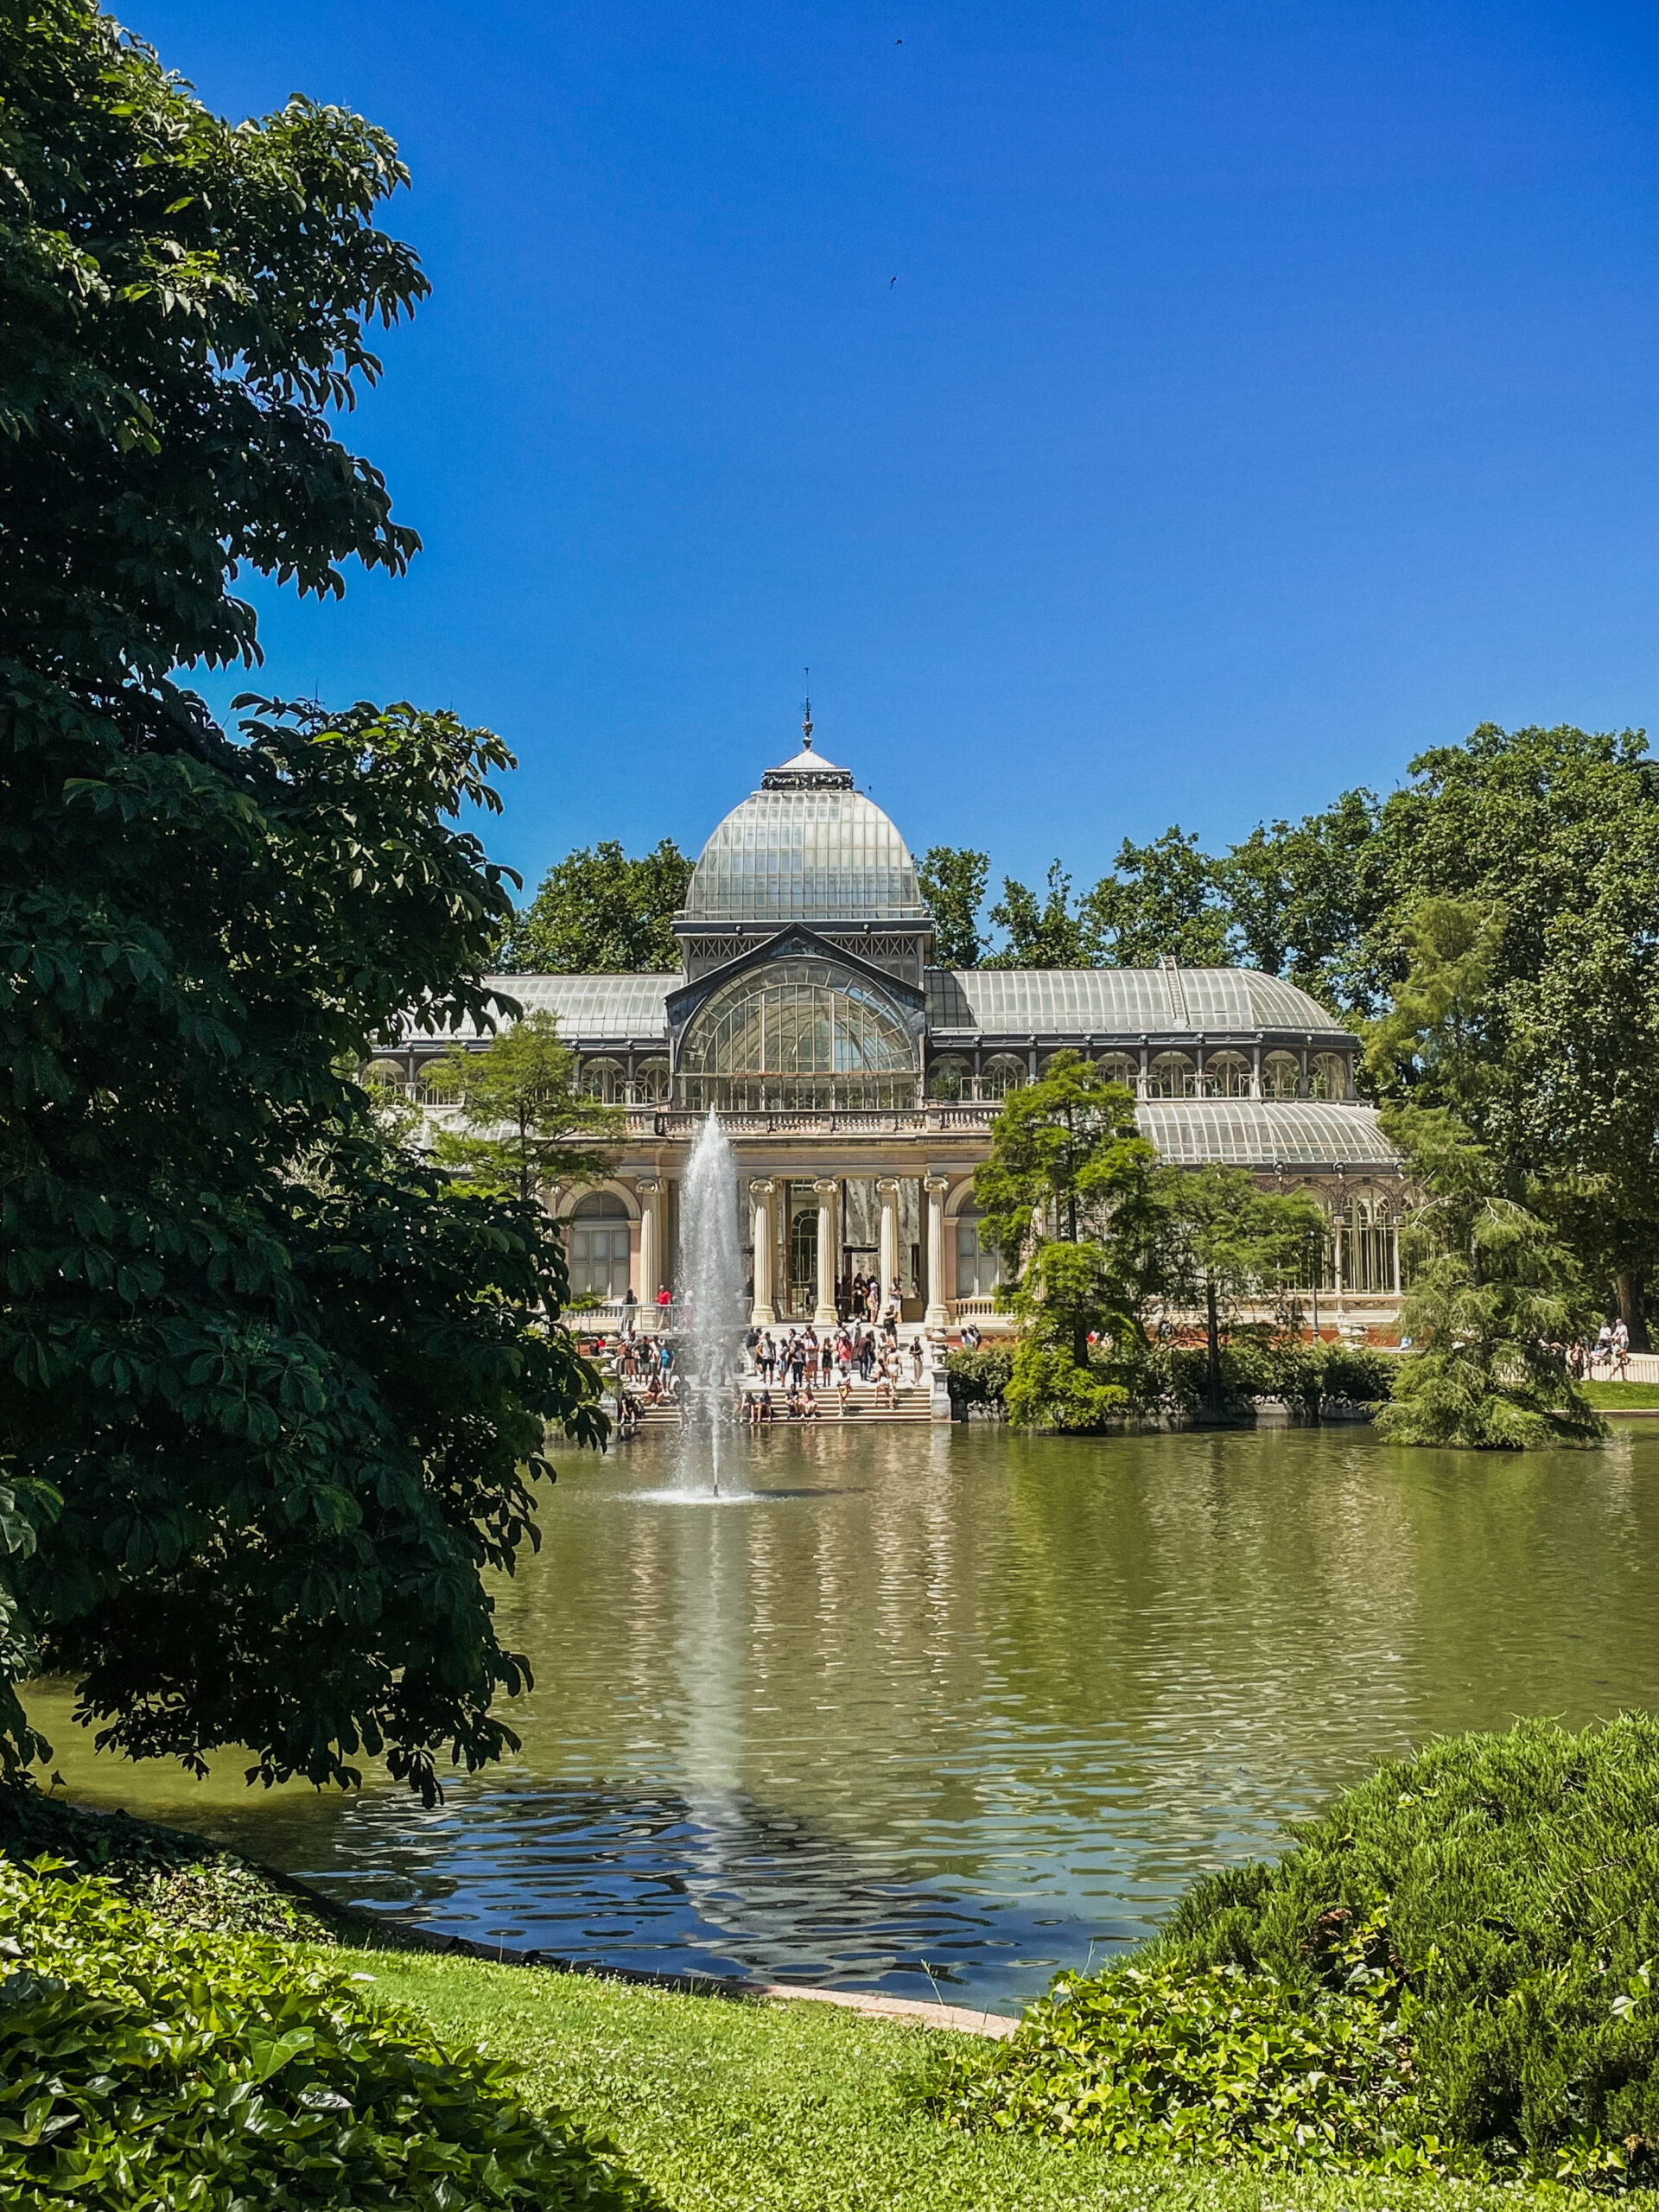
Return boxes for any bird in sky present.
[890,275,898,285]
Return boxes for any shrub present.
[1003,1344,1128,1431]
[0,1787,334,1941]
[0,1859,656,2210]
[930,1949,1427,2173]
[1127,1338,1395,1417]
[944,1347,1014,1408]
[928,1718,1659,2186]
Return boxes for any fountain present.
[673,1113,748,1497]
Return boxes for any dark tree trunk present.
[1615,1269,1649,1352]
[1205,1281,1224,1413]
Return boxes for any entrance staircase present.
[602,1325,941,1430]
[609,1380,934,1429]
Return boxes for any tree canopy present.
[497,840,692,973]
[1081,830,1231,968]
[982,861,1089,969]
[427,1013,622,1201]
[917,845,988,969]
[1,4,602,1800]
[975,1052,1163,1384]
[1152,1167,1326,1412]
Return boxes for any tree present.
[427,1012,622,1201]
[0,6,603,1800]
[918,845,989,969]
[1216,789,1382,1014]
[1372,1117,1604,1451]
[497,839,692,973]
[1081,828,1231,968]
[1365,899,1604,1447]
[983,861,1090,968]
[1152,1167,1326,1414]
[974,1053,1165,1415]
[1358,728,1659,1346]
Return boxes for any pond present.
[31,1422,1659,2015]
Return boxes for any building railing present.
[620,1104,1003,1138]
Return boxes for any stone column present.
[637,1179,661,1327]
[877,1179,900,1306]
[813,1179,839,1325]
[749,1179,775,1325]
[924,1175,950,1328]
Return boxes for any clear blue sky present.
[146,0,1659,897]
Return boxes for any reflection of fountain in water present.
[675,1114,747,1497]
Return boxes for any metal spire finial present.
[801,668,813,751]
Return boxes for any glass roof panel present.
[926,968,1349,1039]
[403,974,672,1043]
[1133,1101,1399,1167]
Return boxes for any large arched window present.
[580,1058,626,1103]
[1147,1052,1198,1098]
[1202,1052,1252,1098]
[978,1055,1028,1101]
[678,957,917,1111]
[1310,1052,1349,1101]
[1096,1053,1141,1092]
[566,1192,631,1300]
[1262,1051,1301,1100]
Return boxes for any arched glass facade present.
[679,958,918,1111]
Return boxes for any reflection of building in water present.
[390,714,1405,1325]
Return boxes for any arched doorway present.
[789,1203,818,1319]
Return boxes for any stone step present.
[613,1384,935,1428]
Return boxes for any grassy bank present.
[359,1943,1564,2212]
[1584,1381,1659,1409]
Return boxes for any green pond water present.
[32,1421,1659,2014]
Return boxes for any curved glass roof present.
[1135,1100,1399,1168]
[683,741,929,923]
[404,973,673,1043]
[926,967,1349,1039]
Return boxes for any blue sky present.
[146,0,1659,899]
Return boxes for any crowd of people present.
[743,1319,925,1398]
[601,1307,933,1432]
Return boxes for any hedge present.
[927,1717,1659,2186]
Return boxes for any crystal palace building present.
[390,724,1406,1332]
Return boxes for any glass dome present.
[678,957,918,1110]
[682,738,929,924]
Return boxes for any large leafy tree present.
[975,1052,1164,1409]
[0,4,602,1799]
[917,845,989,969]
[1215,789,1382,1013]
[1365,901,1603,1446]
[983,861,1090,969]
[497,840,692,973]
[428,1012,622,1201]
[1151,1167,1325,1414]
[1357,727,1659,1343]
[1081,828,1231,968]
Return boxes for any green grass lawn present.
[1583,1380,1659,1408]
[357,1943,1594,2212]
